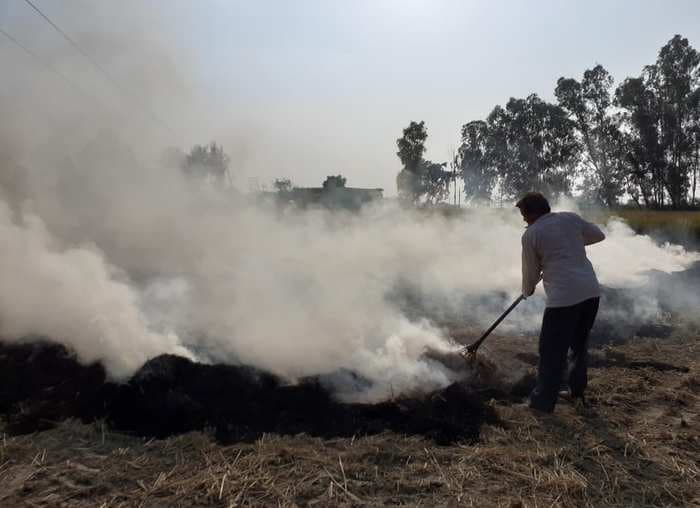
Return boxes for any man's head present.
[516,192,551,225]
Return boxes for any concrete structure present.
[286,187,383,210]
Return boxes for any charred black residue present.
[0,342,497,445]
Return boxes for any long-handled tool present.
[461,295,525,360]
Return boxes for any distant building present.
[286,187,383,210]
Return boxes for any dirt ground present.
[1,330,699,507]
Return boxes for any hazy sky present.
[2,0,700,194]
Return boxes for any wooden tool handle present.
[464,295,525,354]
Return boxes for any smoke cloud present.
[1,6,698,401]
[1,154,697,399]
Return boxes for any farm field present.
[3,2,700,506]
[1,329,698,507]
[600,209,700,246]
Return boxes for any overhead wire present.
[0,24,107,108]
[1,23,165,186]
[1,24,166,186]
[22,0,177,137]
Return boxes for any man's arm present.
[581,219,605,246]
[521,233,541,297]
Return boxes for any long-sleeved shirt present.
[521,211,605,308]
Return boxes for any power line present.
[22,0,177,137]
[1,24,161,147]
[0,25,104,106]
[1,26,153,175]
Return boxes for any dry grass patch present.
[600,209,700,243]
[1,334,698,507]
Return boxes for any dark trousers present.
[529,297,600,412]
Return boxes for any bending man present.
[517,192,605,413]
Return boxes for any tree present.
[455,120,499,203]
[273,178,292,192]
[615,35,700,208]
[396,121,427,173]
[487,95,578,200]
[182,142,231,186]
[655,35,700,207]
[556,65,627,207]
[615,76,663,207]
[420,161,451,204]
[395,121,452,205]
[322,175,347,189]
[396,121,428,203]
[689,86,700,205]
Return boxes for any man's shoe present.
[573,396,595,416]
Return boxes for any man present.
[517,192,605,413]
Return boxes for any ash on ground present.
[0,341,532,446]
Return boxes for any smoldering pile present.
[2,141,699,448]
[0,341,511,446]
[2,262,696,447]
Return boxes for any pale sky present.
[2,1,700,194]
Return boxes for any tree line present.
[397,34,700,209]
[173,143,348,194]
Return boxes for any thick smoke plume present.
[0,157,697,400]
[1,9,698,401]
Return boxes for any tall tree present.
[273,178,292,192]
[615,76,663,207]
[182,142,231,186]
[689,86,700,205]
[615,35,700,208]
[396,121,428,203]
[420,161,451,204]
[556,65,627,207]
[455,120,498,203]
[487,94,578,200]
[656,35,700,207]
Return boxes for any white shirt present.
[521,212,605,308]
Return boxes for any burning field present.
[1,173,700,505]
[2,4,700,504]
[1,257,700,506]
[3,98,700,504]
[1,326,698,506]
[0,340,504,445]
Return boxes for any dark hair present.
[515,192,551,215]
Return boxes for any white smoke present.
[0,167,696,396]
[0,201,191,378]
[594,218,696,286]
[1,7,698,399]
